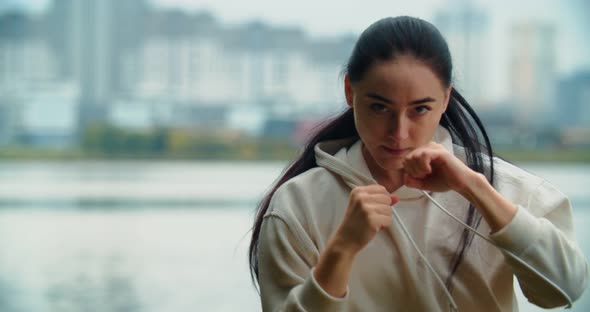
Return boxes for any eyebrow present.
[366,92,436,105]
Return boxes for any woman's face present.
[345,54,451,173]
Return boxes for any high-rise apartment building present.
[509,22,556,125]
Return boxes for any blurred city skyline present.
[0,0,588,104]
[0,0,588,158]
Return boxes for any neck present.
[361,145,404,193]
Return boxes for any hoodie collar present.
[315,126,454,200]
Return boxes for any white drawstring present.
[390,205,459,311]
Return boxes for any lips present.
[382,146,410,157]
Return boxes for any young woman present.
[249,16,589,311]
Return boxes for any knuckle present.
[357,191,369,201]
[360,201,372,213]
[350,188,364,199]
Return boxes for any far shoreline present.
[0,146,589,163]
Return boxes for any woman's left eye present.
[414,106,430,115]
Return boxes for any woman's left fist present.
[402,142,475,193]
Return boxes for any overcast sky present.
[2,0,589,102]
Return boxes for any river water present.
[0,161,588,311]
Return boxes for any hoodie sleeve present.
[258,213,349,312]
[490,179,589,308]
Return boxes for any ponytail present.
[440,87,495,289]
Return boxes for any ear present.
[344,74,354,108]
[442,85,452,112]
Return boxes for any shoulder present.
[453,144,558,210]
[491,156,543,189]
[267,166,347,218]
[273,166,342,198]
[453,144,543,189]
[262,166,350,251]
[494,158,572,217]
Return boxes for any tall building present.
[556,71,590,127]
[435,1,489,106]
[0,12,57,89]
[46,0,148,130]
[0,12,62,145]
[509,22,556,126]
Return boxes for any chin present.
[376,157,404,171]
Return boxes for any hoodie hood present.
[314,126,454,200]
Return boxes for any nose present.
[389,115,409,141]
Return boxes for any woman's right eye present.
[370,103,389,113]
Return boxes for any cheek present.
[415,116,442,143]
[354,112,382,136]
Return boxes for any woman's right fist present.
[333,185,399,255]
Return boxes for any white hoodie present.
[257,127,589,311]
